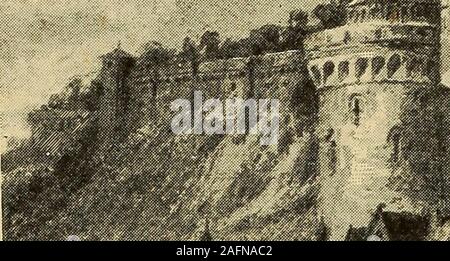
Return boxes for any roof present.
[346,207,431,241]
[380,211,429,241]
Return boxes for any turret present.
[97,45,135,150]
[305,0,443,240]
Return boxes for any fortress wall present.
[125,50,310,135]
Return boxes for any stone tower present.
[97,46,135,150]
[305,0,443,240]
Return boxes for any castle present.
[25,0,450,240]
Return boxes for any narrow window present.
[387,54,401,78]
[356,58,368,79]
[372,56,385,77]
[311,65,322,86]
[323,62,335,84]
[388,127,403,164]
[338,61,350,82]
[349,96,363,126]
[352,98,361,126]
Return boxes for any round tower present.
[305,0,442,240]
[97,46,135,150]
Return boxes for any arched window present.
[387,54,402,78]
[372,56,385,77]
[388,126,403,164]
[338,61,350,82]
[311,65,322,86]
[349,95,363,126]
[323,62,335,84]
[356,58,369,79]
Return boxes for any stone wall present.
[122,50,313,137]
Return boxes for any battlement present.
[129,50,304,85]
[312,0,446,240]
[346,0,441,26]
[307,48,436,90]
[304,2,442,90]
[305,22,439,54]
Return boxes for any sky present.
[1,0,450,140]
[0,0,323,139]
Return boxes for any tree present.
[219,38,239,59]
[140,41,176,67]
[248,24,282,55]
[313,1,346,29]
[281,9,309,51]
[289,9,308,29]
[199,31,221,61]
[66,78,83,109]
[180,37,200,74]
[48,93,64,109]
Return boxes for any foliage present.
[140,41,176,67]
[180,37,200,74]
[199,31,221,60]
[313,0,347,29]
[281,9,309,51]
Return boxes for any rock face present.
[2,47,321,241]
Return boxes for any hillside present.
[2,118,320,240]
